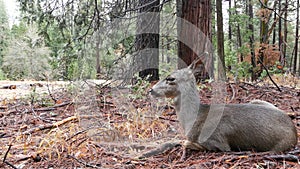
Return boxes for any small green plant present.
[130,75,151,99]
[224,40,254,81]
[0,69,6,80]
[66,82,78,96]
[225,54,253,81]
[259,62,286,80]
[236,62,253,80]
[159,59,177,78]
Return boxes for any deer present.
[148,57,297,157]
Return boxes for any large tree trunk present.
[177,0,212,80]
[135,0,160,81]
[216,0,225,79]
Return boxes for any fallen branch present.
[4,101,74,116]
[0,106,8,109]
[264,154,299,162]
[2,144,12,163]
[66,126,93,141]
[257,58,282,92]
[229,84,236,102]
[144,115,178,122]
[2,144,18,169]
[4,161,17,169]
[22,116,78,135]
[158,116,178,122]
[34,101,74,111]
[0,85,17,89]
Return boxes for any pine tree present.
[0,0,9,67]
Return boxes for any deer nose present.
[148,88,153,94]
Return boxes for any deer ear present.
[187,52,208,70]
[187,60,198,70]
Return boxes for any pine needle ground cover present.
[0,77,299,168]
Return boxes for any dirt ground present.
[0,79,299,168]
[0,80,112,100]
[0,80,69,100]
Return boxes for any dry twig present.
[22,116,78,135]
[2,144,18,169]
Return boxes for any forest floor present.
[0,74,299,169]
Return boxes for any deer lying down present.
[149,60,297,153]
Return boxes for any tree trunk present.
[177,0,212,80]
[248,0,256,80]
[135,0,160,81]
[272,1,278,44]
[216,0,225,79]
[282,0,288,67]
[260,0,269,43]
[96,33,101,79]
[234,0,242,61]
[228,0,232,50]
[278,0,282,52]
[294,0,299,75]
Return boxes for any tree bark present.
[135,0,160,81]
[248,0,256,80]
[234,0,242,61]
[95,32,101,79]
[260,0,269,43]
[278,0,282,51]
[282,0,288,67]
[294,0,299,75]
[228,0,232,45]
[216,0,226,79]
[272,1,278,44]
[177,0,212,80]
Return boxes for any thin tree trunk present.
[278,0,282,53]
[248,0,256,80]
[216,0,225,79]
[96,33,101,79]
[294,0,299,74]
[228,0,232,46]
[234,0,242,61]
[161,38,164,63]
[166,37,171,63]
[272,1,278,44]
[282,0,288,67]
[267,2,284,42]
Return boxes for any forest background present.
[0,1,300,168]
[0,0,299,82]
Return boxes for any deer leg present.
[180,140,206,161]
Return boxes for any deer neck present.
[174,81,200,135]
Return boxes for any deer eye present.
[166,77,176,82]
